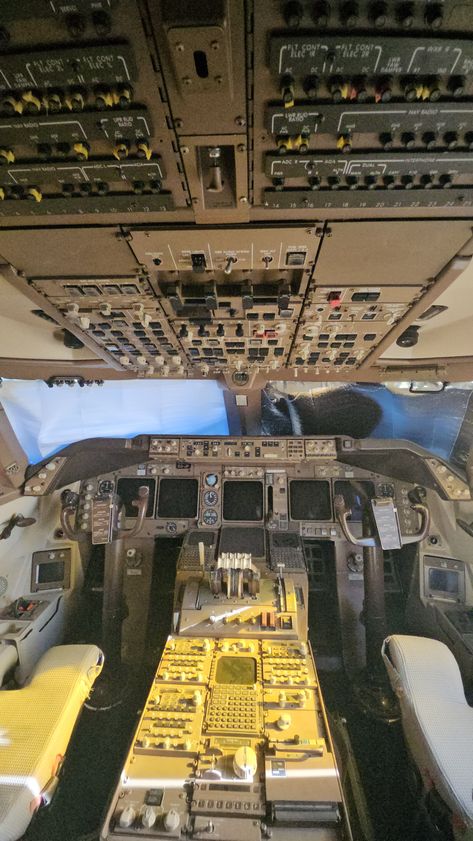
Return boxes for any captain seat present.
[0,644,103,841]
[382,634,473,833]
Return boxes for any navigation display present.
[290,480,331,521]
[157,478,199,519]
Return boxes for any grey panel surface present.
[312,220,473,286]
[0,227,139,277]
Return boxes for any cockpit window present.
[0,379,228,464]
[262,381,473,471]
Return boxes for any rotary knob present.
[141,806,157,828]
[233,746,257,781]
[119,806,136,828]
[164,809,181,832]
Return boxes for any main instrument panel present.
[60,434,471,546]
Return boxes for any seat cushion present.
[0,644,103,841]
[383,634,473,828]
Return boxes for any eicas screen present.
[157,478,199,519]
[290,480,331,521]
[223,481,264,521]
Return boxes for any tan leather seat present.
[0,644,103,841]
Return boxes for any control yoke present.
[60,485,150,542]
[334,494,430,549]
[118,485,149,538]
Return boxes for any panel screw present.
[235,116,246,127]
[175,42,184,51]
[214,75,223,84]
[174,119,183,128]
[181,146,189,154]
[192,197,199,204]
[239,196,248,204]
[182,76,192,86]
[237,144,246,152]
[210,40,220,50]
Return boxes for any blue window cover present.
[0,379,228,464]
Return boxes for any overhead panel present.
[253,1,473,218]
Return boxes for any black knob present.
[133,180,145,193]
[216,324,225,336]
[236,323,244,337]
[308,175,321,190]
[313,1,330,26]
[37,143,52,158]
[299,136,310,153]
[284,1,304,26]
[340,1,359,26]
[448,76,465,98]
[369,2,387,27]
[424,3,443,28]
[427,79,442,102]
[422,131,437,150]
[401,175,414,190]
[346,175,358,190]
[95,181,109,195]
[273,177,285,191]
[439,174,452,189]
[354,78,368,102]
[401,76,417,101]
[465,131,473,150]
[365,175,377,190]
[65,13,86,37]
[397,2,414,28]
[401,131,416,149]
[179,324,188,338]
[420,174,433,189]
[280,75,295,105]
[376,78,392,102]
[304,76,318,98]
[379,131,394,150]
[383,175,395,189]
[62,183,75,196]
[56,142,71,156]
[444,131,458,150]
[92,11,112,36]
[330,77,345,103]
[328,175,340,190]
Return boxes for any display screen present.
[334,480,375,522]
[157,478,199,519]
[37,560,65,584]
[216,656,256,685]
[116,478,156,517]
[290,480,332,521]
[428,568,459,595]
[223,481,264,521]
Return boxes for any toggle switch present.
[224,255,237,274]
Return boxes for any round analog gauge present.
[205,473,218,487]
[203,489,218,506]
[202,508,218,526]
[98,479,114,495]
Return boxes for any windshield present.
[261,382,473,471]
[2,378,473,470]
[0,379,229,464]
